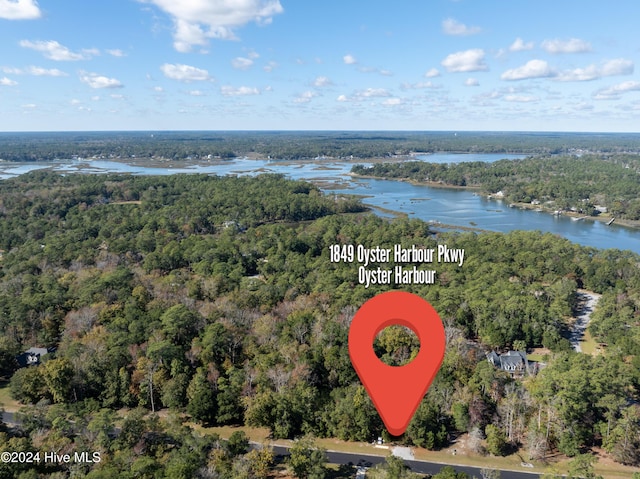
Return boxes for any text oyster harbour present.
[359,265,436,289]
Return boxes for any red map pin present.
[348,291,446,436]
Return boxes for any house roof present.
[16,347,49,367]
[487,351,500,365]
[25,347,48,356]
[487,350,527,372]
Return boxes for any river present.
[0,153,638,254]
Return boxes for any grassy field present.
[0,382,20,412]
[580,329,600,356]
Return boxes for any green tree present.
[42,358,74,403]
[87,408,117,451]
[432,465,469,479]
[116,407,147,449]
[567,454,602,479]
[452,402,470,432]
[163,448,204,479]
[405,398,448,449]
[160,304,200,347]
[326,384,382,442]
[485,424,507,456]
[289,436,327,479]
[383,455,412,479]
[186,367,217,425]
[245,445,274,479]
[10,366,48,404]
[217,367,245,425]
[227,431,250,457]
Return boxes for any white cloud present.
[313,76,332,87]
[153,86,164,92]
[161,63,211,81]
[358,88,390,98]
[601,59,634,77]
[479,90,503,100]
[139,0,283,52]
[442,18,481,36]
[173,20,207,52]
[425,68,441,78]
[0,0,41,20]
[541,38,591,54]
[335,88,390,102]
[573,102,594,111]
[400,81,440,90]
[343,54,357,65]
[110,93,125,99]
[232,57,253,69]
[263,61,278,72]
[19,40,97,61]
[555,58,634,82]
[509,38,534,52]
[294,91,317,103]
[30,66,67,76]
[221,85,259,96]
[357,65,393,76]
[504,94,539,103]
[465,78,479,86]
[501,59,555,81]
[21,103,36,108]
[441,49,487,73]
[82,48,100,57]
[593,80,640,100]
[382,98,403,106]
[107,49,126,57]
[2,65,67,76]
[188,89,205,96]
[0,77,17,86]
[79,72,123,89]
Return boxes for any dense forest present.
[2,131,640,162]
[352,154,640,220]
[1,172,640,478]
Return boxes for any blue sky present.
[1,0,640,131]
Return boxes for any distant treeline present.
[2,131,640,161]
[352,154,640,220]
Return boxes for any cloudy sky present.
[1,0,640,131]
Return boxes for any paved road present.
[2,411,540,478]
[271,445,541,479]
[1,411,15,425]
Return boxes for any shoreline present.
[350,173,640,230]
[506,201,640,230]
[349,172,481,190]
[4,159,639,232]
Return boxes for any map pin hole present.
[373,324,421,367]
